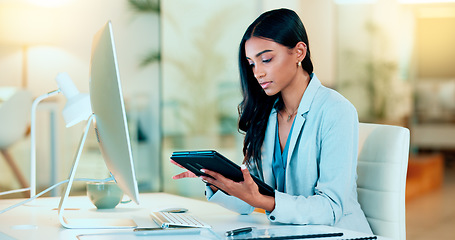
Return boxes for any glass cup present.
[86,182,131,209]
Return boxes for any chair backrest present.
[357,123,410,240]
[0,87,32,149]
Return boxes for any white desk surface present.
[0,192,388,240]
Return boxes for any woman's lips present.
[260,81,271,89]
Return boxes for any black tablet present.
[171,150,275,197]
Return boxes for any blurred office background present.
[0,0,454,239]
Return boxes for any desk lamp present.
[29,72,92,197]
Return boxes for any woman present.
[172,8,372,234]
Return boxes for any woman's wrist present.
[252,194,275,212]
[208,184,218,193]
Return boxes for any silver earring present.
[298,62,301,67]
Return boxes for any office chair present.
[357,123,410,240]
[0,88,32,193]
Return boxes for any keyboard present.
[150,211,211,229]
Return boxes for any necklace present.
[282,107,298,122]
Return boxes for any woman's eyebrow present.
[246,49,273,60]
[255,49,272,57]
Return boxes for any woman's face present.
[245,37,301,96]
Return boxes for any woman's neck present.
[281,71,311,113]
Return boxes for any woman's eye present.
[262,58,272,63]
[248,62,255,67]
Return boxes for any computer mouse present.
[159,207,188,213]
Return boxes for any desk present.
[0,193,389,240]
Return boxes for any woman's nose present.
[254,67,265,79]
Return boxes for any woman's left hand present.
[201,165,275,212]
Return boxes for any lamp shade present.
[55,72,92,127]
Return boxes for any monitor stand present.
[57,114,137,229]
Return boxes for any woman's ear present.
[295,42,307,62]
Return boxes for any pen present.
[225,227,254,237]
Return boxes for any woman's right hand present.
[170,159,197,179]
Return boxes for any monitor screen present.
[89,21,140,204]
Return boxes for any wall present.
[0,0,160,193]
[336,0,413,124]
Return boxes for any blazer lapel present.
[261,108,277,189]
[285,75,322,169]
[286,113,306,165]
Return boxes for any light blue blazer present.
[206,74,372,234]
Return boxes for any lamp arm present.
[30,89,61,197]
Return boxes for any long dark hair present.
[238,8,313,165]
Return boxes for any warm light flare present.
[26,0,73,8]
[399,0,455,3]
[0,5,60,46]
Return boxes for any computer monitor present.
[89,21,140,205]
[57,21,140,228]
